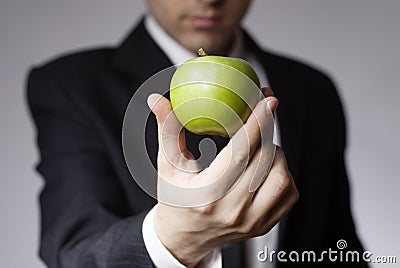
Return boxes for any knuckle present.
[239,217,262,236]
[191,203,216,216]
[233,151,250,167]
[253,223,270,237]
[273,173,290,197]
[238,222,254,235]
[292,187,300,204]
[221,209,243,228]
[237,209,269,236]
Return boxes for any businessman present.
[27,0,367,267]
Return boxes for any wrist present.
[153,205,214,267]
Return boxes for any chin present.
[202,34,233,54]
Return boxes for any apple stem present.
[197,48,208,57]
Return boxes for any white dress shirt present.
[142,14,281,268]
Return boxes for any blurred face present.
[146,0,252,55]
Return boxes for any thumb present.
[147,93,172,124]
[147,93,193,165]
[147,93,182,136]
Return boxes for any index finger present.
[147,93,199,174]
[200,96,277,187]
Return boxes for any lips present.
[189,16,221,29]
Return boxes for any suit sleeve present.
[26,66,154,268]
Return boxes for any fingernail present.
[147,94,159,109]
[267,100,272,110]
[266,100,274,115]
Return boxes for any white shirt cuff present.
[142,205,222,268]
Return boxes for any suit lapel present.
[112,17,173,87]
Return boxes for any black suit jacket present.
[27,19,367,267]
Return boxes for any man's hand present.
[147,88,299,267]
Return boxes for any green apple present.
[170,48,261,137]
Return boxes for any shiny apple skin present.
[170,55,260,137]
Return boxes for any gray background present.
[1,0,399,267]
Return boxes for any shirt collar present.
[144,14,244,66]
[144,14,269,88]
